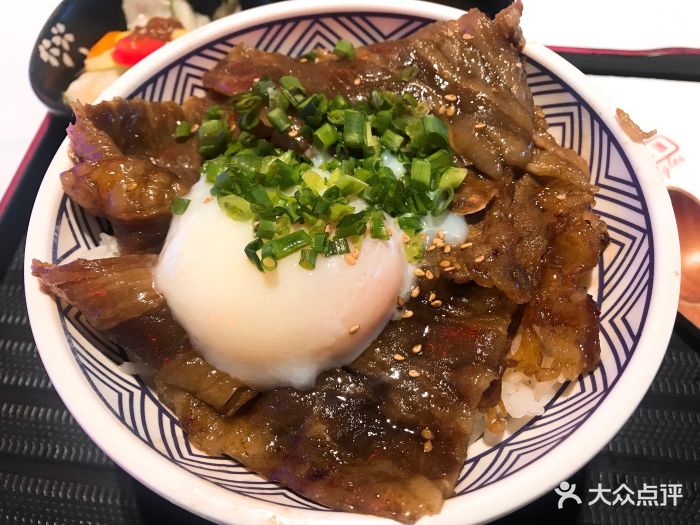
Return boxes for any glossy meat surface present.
[64,98,205,253]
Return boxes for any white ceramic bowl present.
[24,1,681,523]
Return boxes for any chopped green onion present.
[198,119,231,159]
[426,149,453,175]
[279,75,306,107]
[422,115,449,148]
[324,237,350,256]
[335,210,368,238]
[201,158,229,184]
[329,202,355,221]
[234,94,262,112]
[267,107,291,132]
[302,50,317,62]
[379,129,404,152]
[252,78,275,97]
[313,122,339,150]
[260,244,278,272]
[431,187,455,216]
[337,175,368,196]
[312,232,328,253]
[267,230,312,259]
[205,105,223,119]
[256,218,277,239]
[410,158,431,187]
[302,170,326,194]
[438,167,468,190]
[329,95,350,111]
[279,75,305,94]
[244,238,264,271]
[299,248,317,270]
[218,194,252,221]
[174,121,194,138]
[171,197,191,215]
[400,65,418,81]
[343,110,366,149]
[369,210,390,240]
[403,233,425,262]
[299,94,328,127]
[398,213,423,233]
[333,39,356,60]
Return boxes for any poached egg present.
[155,177,467,390]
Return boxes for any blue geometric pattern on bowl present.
[51,12,652,511]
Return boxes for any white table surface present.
[2,0,699,204]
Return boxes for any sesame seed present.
[428,292,436,302]
[474,255,485,263]
[423,440,433,452]
[425,270,434,280]
[410,286,421,298]
[324,223,332,233]
[421,428,434,440]
[454,262,462,270]
[349,324,360,334]
[126,181,138,191]
[402,234,411,244]
[300,57,308,63]
[288,129,299,138]
[437,229,445,240]
[191,123,200,132]
[446,105,456,117]
[474,122,486,129]
[344,254,357,265]
[462,32,473,40]
[412,344,422,353]
[444,266,455,272]
[515,62,522,68]
[432,237,444,247]
[430,300,443,308]
[460,242,473,249]
[414,268,426,277]
[447,29,454,37]
[556,194,567,200]
[393,353,406,361]
[438,105,446,115]
[444,93,457,102]
[253,77,260,82]
[408,369,421,378]
[353,77,361,86]
[443,245,452,254]
[397,296,405,306]
[439,260,451,268]
[426,245,436,252]
[402,310,414,319]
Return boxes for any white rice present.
[85,233,120,259]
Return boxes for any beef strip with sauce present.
[64,97,206,253]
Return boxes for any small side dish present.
[32,2,609,522]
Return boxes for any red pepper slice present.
[112,36,166,67]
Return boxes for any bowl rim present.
[24,1,681,524]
